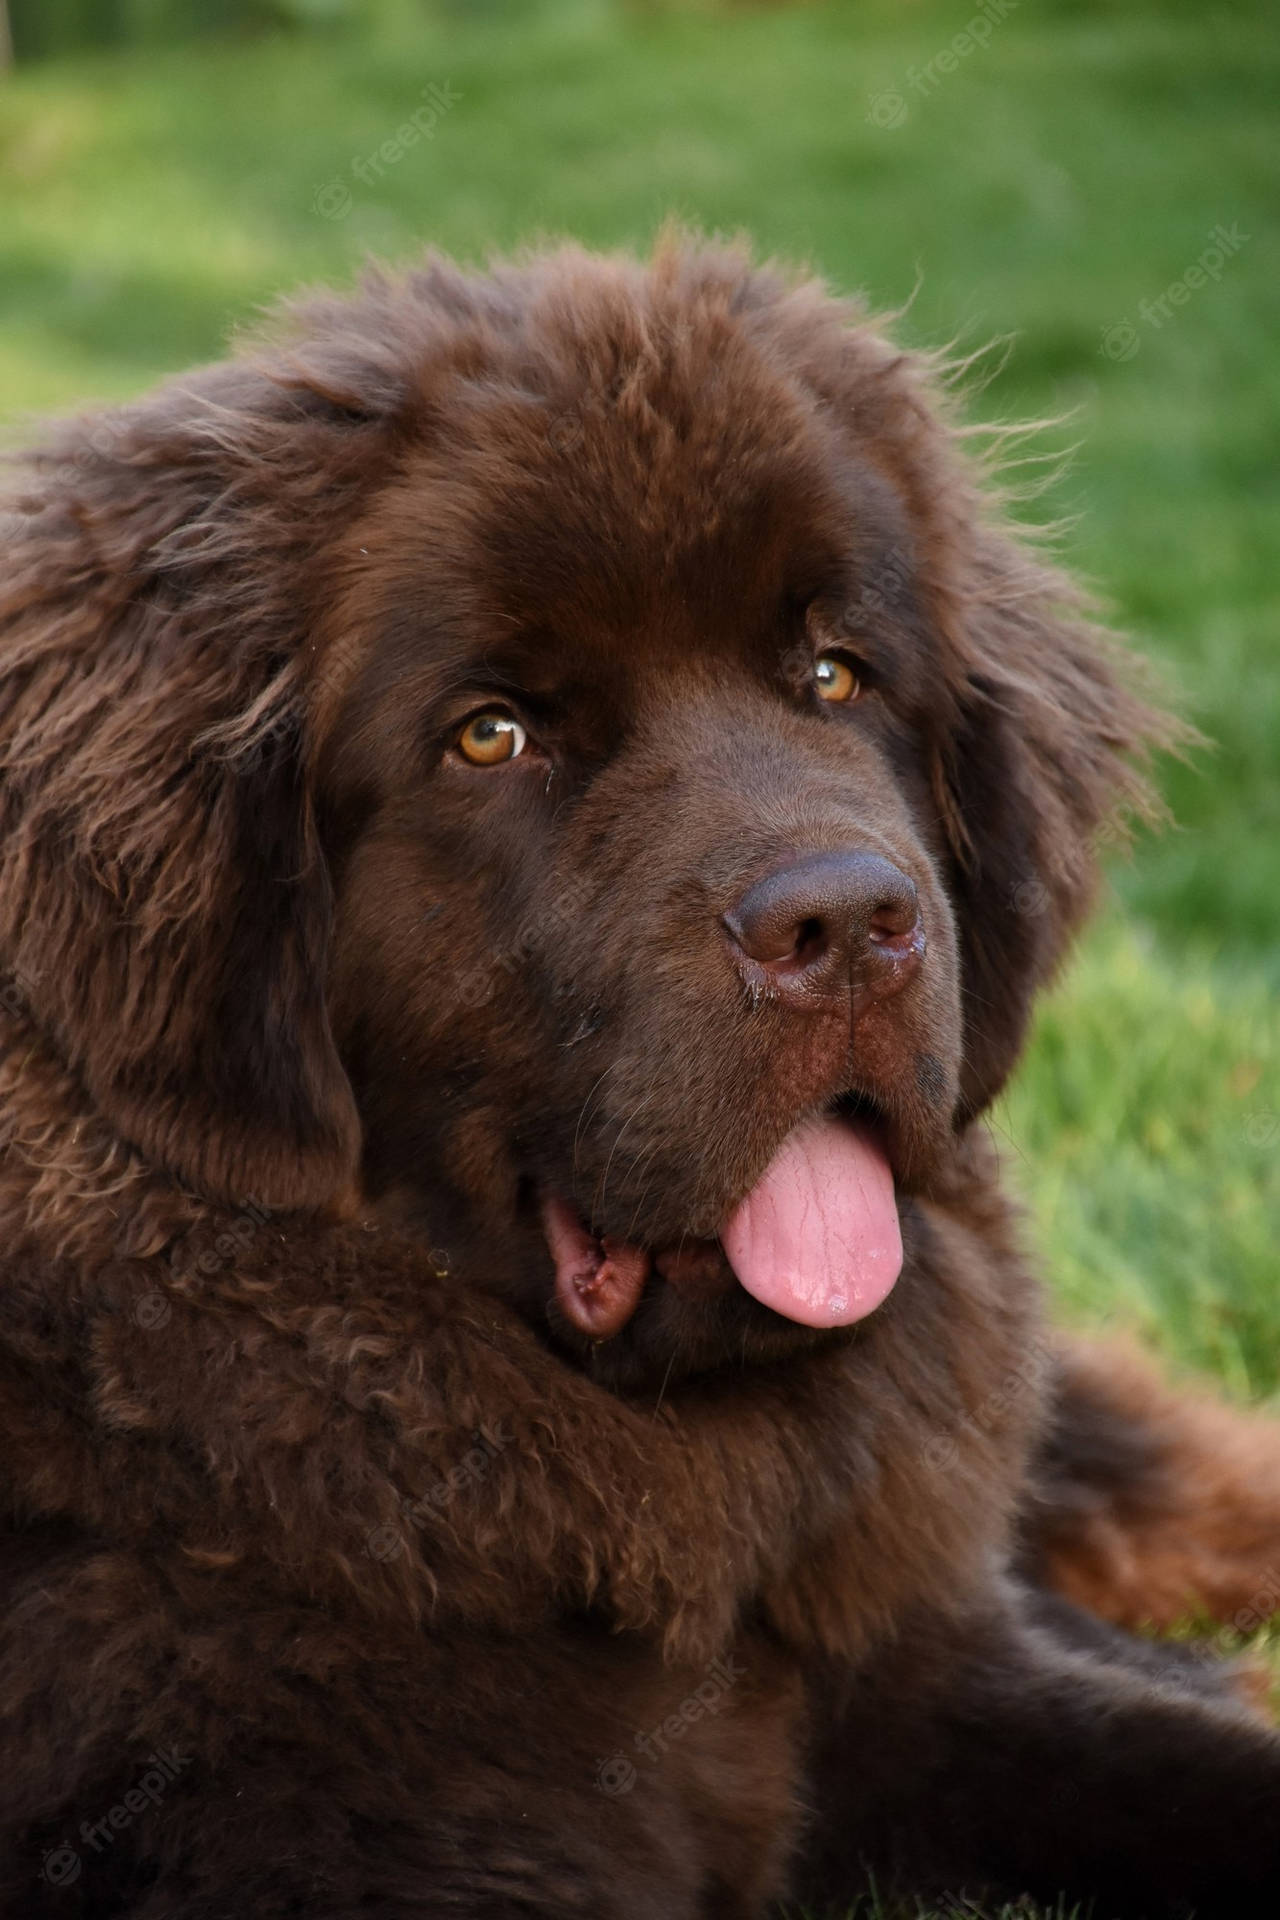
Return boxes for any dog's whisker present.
[571,1061,625,1179]
[620,1147,663,1245]
[592,1088,658,1222]
[650,1351,677,1421]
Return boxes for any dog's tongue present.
[720,1116,902,1328]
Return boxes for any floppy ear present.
[933,525,1174,1119]
[0,328,408,1211]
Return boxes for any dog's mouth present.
[539,1097,902,1342]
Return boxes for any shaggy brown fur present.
[2,239,1279,1918]
[1027,1340,1280,1634]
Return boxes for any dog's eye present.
[456,711,529,766]
[814,654,862,704]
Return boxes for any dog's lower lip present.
[540,1192,650,1339]
[652,1240,736,1297]
[539,1185,734,1330]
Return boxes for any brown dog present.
[2,239,1279,1918]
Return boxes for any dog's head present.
[0,242,1164,1383]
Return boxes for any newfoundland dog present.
[2,238,1280,1918]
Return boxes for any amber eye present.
[814,654,862,703]
[456,711,529,766]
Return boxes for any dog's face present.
[318,372,965,1381]
[0,243,1161,1386]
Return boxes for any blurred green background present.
[1,0,1277,1404]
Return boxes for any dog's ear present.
[932,524,1173,1118]
[0,327,409,1211]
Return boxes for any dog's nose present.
[723,850,923,1005]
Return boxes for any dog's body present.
[2,241,1279,1917]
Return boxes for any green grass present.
[2,5,1277,1912]
[1000,916,1280,1403]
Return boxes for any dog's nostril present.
[722,906,825,970]
[725,850,921,996]
[868,897,920,945]
[794,915,827,963]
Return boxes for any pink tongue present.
[720,1116,902,1328]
